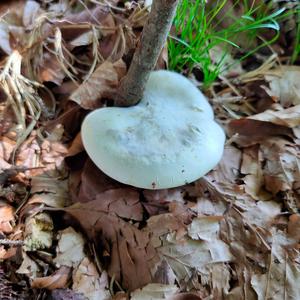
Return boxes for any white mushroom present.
[81,70,225,189]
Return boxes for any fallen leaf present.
[70,60,126,109]
[28,192,69,208]
[37,52,66,85]
[288,214,300,240]
[49,289,87,300]
[265,66,300,107]
[22,0,41,28]
[260,138,300,196]
[67,133,84,157]
[251,230,300,300]
[17,252,40,278]
[0,201,14,233]
[72,188,143,221]
[76,159,122,203]
[65,206,157,291]
[240,145,266,200]
[0,24,12,54]
[72,258,110,300]
[227,118,292,147]
[54,227,85,269]
[188,216,223,241]
[249,104,300,128]
[31,266,71,290]
[69,29,100,49]
[147,214,232,291]
[131,283,178,300]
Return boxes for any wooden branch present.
[115,0,179,106]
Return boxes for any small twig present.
[115,0,179,106]
[0,239,24,246]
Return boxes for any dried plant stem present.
[115,0,179,106]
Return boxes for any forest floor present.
[0,0,300,299]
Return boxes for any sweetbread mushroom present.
[81,70,225,189]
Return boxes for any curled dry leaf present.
[31,266,71,290]
[72,258,110,300]
[70,60,126,109]
[54,227,85,269]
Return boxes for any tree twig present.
[0,239,24,246]
[115,0,179,106]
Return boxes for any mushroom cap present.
[81,70,225,189]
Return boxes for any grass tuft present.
[168,0,286,88]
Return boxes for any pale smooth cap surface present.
[81,70,225,189]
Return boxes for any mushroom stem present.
[115,0,179,107]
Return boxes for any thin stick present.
[115,0,179,106]
[0,239,24,246]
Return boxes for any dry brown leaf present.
[37,52,66,85]
[288,214,300,240]
[67,133,84,157]
[22,0,41,28]
[54,227,85,269]
[250,230,300,300]
[147,214,232,291]
[0,136,16,161]
[143,188,185,216]
[28,192,68,208]
[0,201,14,233]
[71,188,143,221]
[240,145,267,200]
[0,24,12,55]
[188,216,223,241]
[70,60,126,109]
[31,266,71,290]
[264,66,300,107]
[17,252,40,278]
[130,283,178,300]
[249,104,300,128]
[227,118,293,147]
[65,206,156,291]
[49,289,87,300]
[69,29,100,49]
[260,138,300,197]
[72,258,110,300]
[76,159,123,203]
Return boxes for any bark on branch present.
[115,0,179,107]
